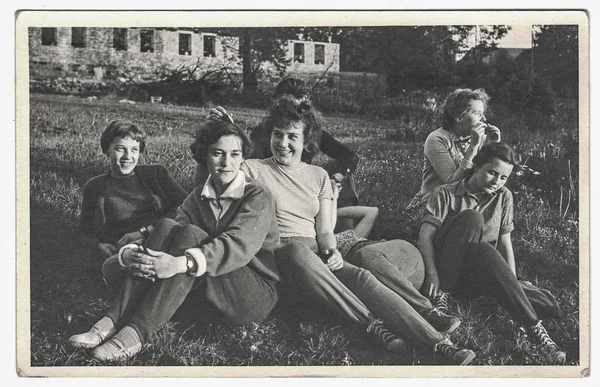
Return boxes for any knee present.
[102,256,126,288]
[179,224,208,240]
[154,218,179,232]
[456,210,484,229]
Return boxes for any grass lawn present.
[28,93,580,367]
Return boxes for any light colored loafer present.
[91,337,142,361]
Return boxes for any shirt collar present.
[200,170,247,200]
[454,179,500,198]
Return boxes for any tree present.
[533,25,579,99]
[217,28,301,93]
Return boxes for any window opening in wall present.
[203,35,215,57]
[294,43,305,63]
[71,27,86,48]
[179,33,192,55]
[41,28,57,46]
[314,44,325,65]
[140,29,154,53]
[114,28,128,51]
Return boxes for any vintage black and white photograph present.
[16,10,588,377]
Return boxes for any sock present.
[112,325,142,347]
[93,316,115,334]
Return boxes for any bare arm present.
[316,197,343,272]
[416,223,440,298]
[497,232,516,276]
[336,206,379,239]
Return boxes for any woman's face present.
[270,122,305,167]
[206,134,244,194]
[456,99,486,135]
[107,136,140,177]
[469,156,514,195]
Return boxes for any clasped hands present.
[120,245,182,281]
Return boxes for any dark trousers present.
[435,210,538,326]
[105,218,278,344]
[276,237,444,346]
[346,240,433,313]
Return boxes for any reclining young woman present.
[68,120,280,361]
[328,192,461,336]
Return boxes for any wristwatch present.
[185,251,198,277]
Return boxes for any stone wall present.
[284,39,340,73]
[28,27,241,80]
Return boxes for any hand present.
[117,231,145,248]
[469,122,487,147]
[121,246,156,281]
[330,178,341,200]
[97,243,118,258]
[484,124,501,143]
[421,273,440,300]
[322,248,344,272]
[208,106,234,123]
[143,248,186,279]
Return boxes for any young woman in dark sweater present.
[69,120,280,361]
[79,120,187,286]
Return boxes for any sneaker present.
[433,337,476,365]
[422,308,461,334]
[432,289,450,314]
[525,320,566,364]
[366,319,409,354]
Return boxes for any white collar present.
[200,170,247,200]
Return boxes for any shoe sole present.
[445,318,461,335]
[459,350,476,365]
[67,338,101,349]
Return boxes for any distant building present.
[28,27,339,80]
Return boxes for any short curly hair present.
[100,120,146,154]
[274,77,311,100]
[260,95,323,162]
[190,120,252,164]
[441,88,490,130]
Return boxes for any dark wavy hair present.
[261,95,323,162]
[274,77,311,100]
[100,120,146,154]
[441,88,490,130]
[472,142,519,169]
[190,120,252,164]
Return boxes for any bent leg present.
[468,242,538,326]
[434,210,484,291]
[334,262,444,347]
[347,240,432,312]
[105,221,209,343]
[276,239,373,326]
[102,255,127,288]
[205,265,278,326]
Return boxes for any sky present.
[497,25,534,48]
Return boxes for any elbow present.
[367,206,379,221]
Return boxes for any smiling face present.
[456,99,486,136]
[270,121,305,167]
[206,134,244,195]
[468,156,514,195]
[107,136,141,177]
